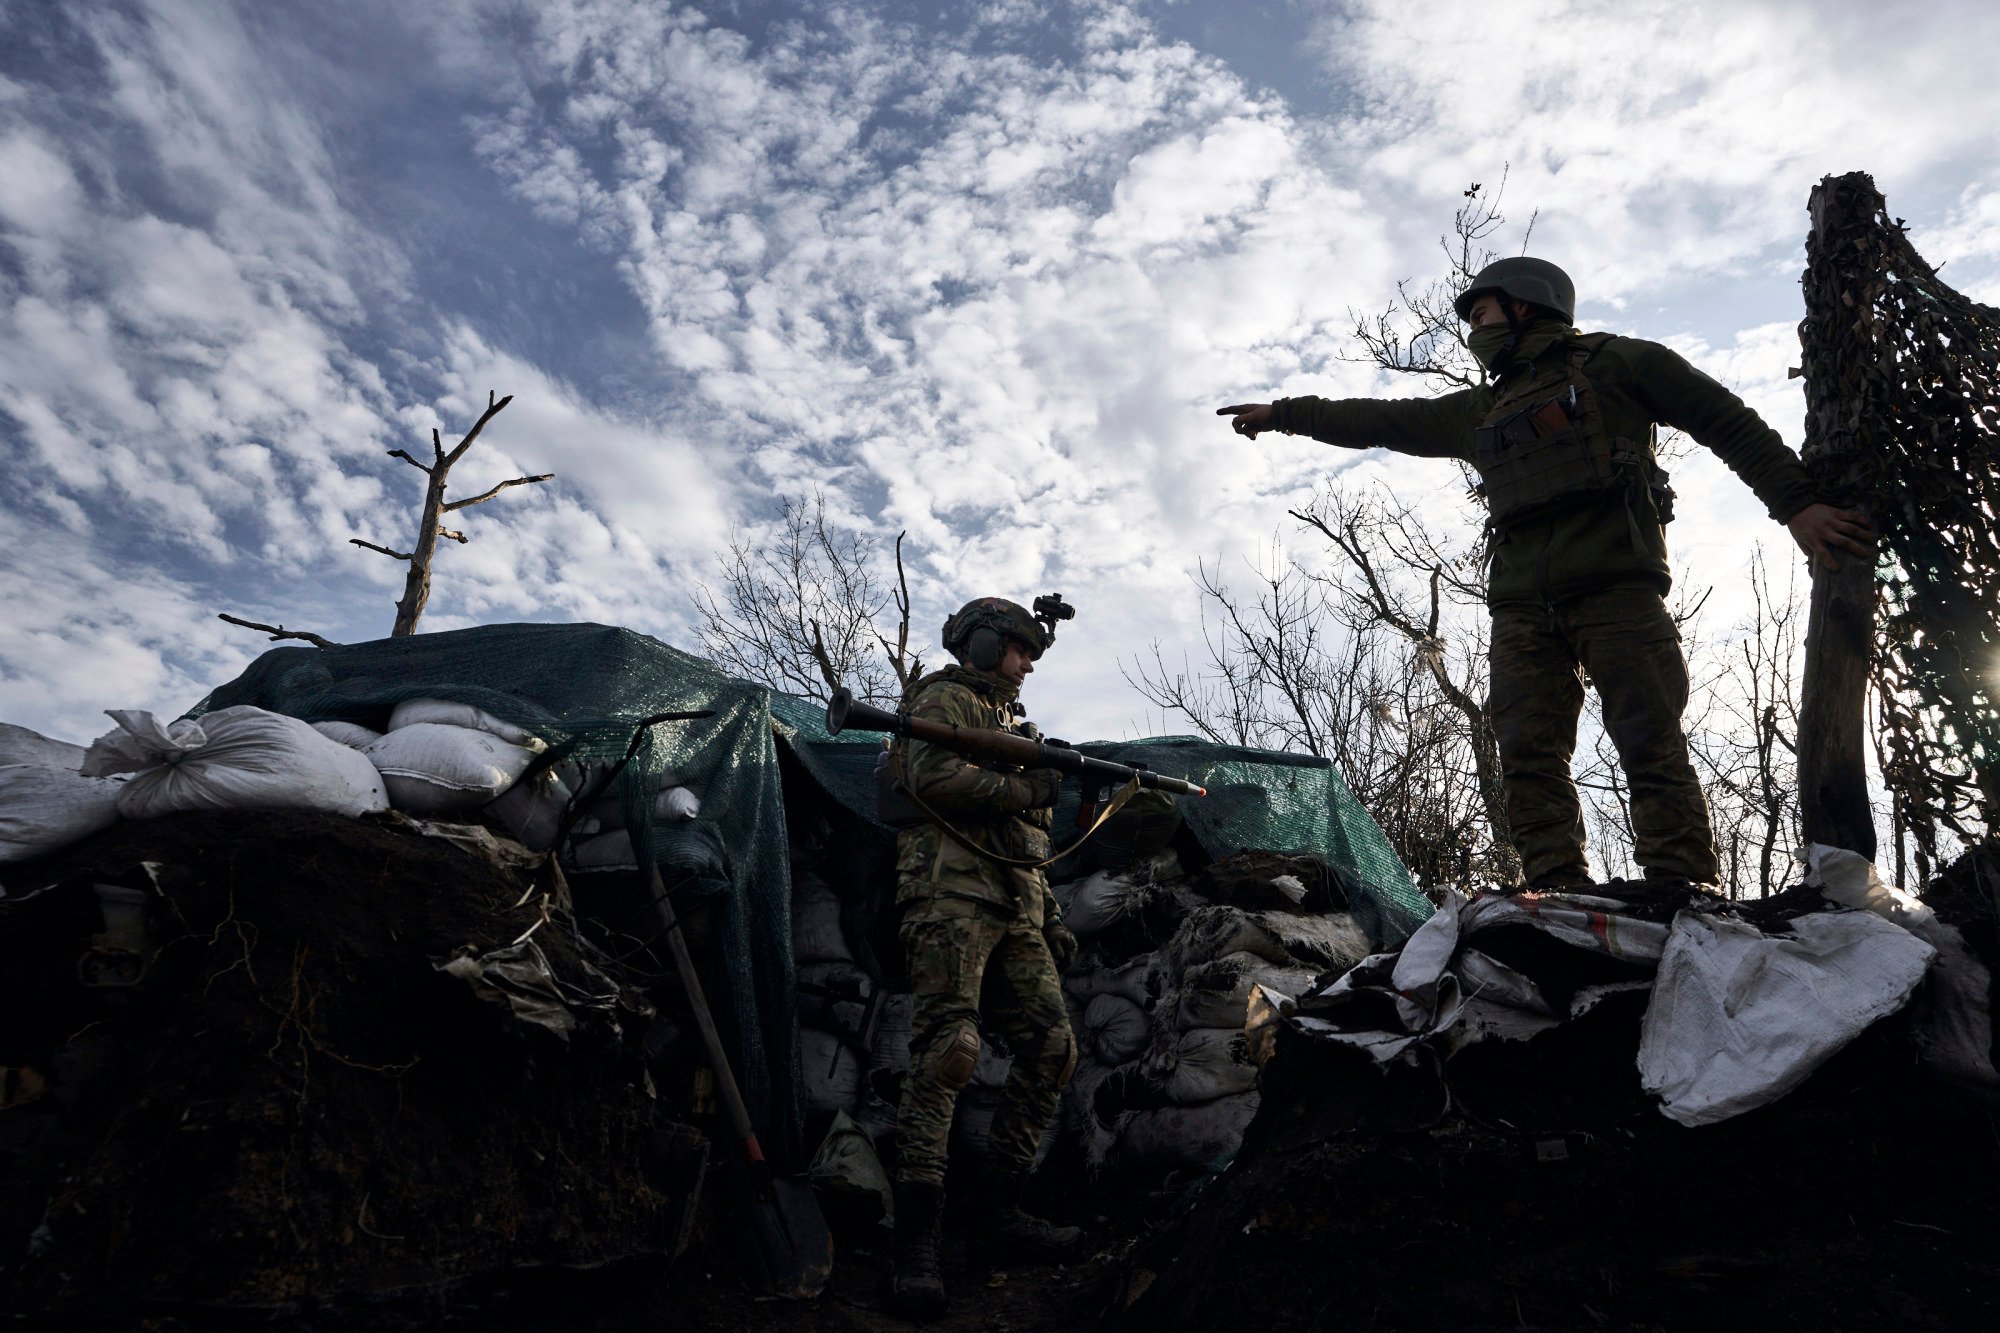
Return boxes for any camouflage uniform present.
[892,665,1075,1188]
[1270,321,1820,886]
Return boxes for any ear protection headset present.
[961,625,1005,670]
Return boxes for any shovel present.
[649,865,833,1300]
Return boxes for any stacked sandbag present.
[82,707,388,821]
[0,721,124,863]
[1055,851,1375,1175]
[793,873,879,1119]
[353,698,545,819]
[561,762,704,873]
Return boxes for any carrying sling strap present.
[899,772,1146,871]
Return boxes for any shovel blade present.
[734,1176,834,1300]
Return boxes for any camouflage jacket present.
[1269,320,1820,611]
[891,665,1059,926]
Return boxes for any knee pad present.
[919,1023,981,1092]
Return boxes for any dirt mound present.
[1113,995,2000,1332]
[0,810,695,1321]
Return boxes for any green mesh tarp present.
[768,696,1430,948]
[188,623,804,1158]
[192,623,1428,1159]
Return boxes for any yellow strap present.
[902,774,1146,871]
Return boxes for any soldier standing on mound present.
[885,596,1082,1318]
[1220,258,1874,891]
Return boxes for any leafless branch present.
[349,539,414,561]
[876,530,924,691]
[217,614,340,650]
[694,489,900,705]
[387,449,432,474]
[443,473,555,512]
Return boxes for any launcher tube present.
[825,688,1206,798]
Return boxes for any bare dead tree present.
[1343,169,1533,393]
[1289,487,1519,883]
[694,491,902,705]
[1124,541,1508,888]
[349,391,552,637]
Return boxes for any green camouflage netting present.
[769,697,1429,948]
[190,623,804,1156]
[194,623,1428,1154]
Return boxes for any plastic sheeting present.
[1284,848,1998,1128]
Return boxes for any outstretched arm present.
[1215,392,1481,458]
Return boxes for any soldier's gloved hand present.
[1043,919,1078,971]
[1013,768,1062,810]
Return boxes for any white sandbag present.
[1171,952,1322,1031]
[85,707,388,820]
[870,991,914,1074]
[797,960,876,1045]
[387,698,544,750]
[1118,1091,1260,1169]
[1064,1058,1125,1170]
[561,761,689,829]
[1082,992,1150,1066]
[659,786,701,821]
[0,764,123,862]
[800,1026,864,1117]
[0,722,87,771]
[1638,906,1936,1127]
[363,723,539,816]
[568,830,638,873]
[1808,845,1999,1090]
[792,875,853,964]
[484,768,573,851]
[808,1110,893,1221]
[1057,870,1152,936]
[971,1034,1012,1089]
[310,720,383,749]
[1144,1027,1260,1106]
[1061,954,1158,1009]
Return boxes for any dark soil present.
[0,810,692,1322]
[8,826,2000,1333]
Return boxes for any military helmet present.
[1454,257,1576,325]
[942,597,1049,670]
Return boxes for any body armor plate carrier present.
[1473,332,1672,531]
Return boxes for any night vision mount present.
[1033,593,1076,643]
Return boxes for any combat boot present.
[891,1180,947,1318]
[980,1168,1082,1263]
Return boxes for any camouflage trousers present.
[1490,587,1720,887]
[894,894,1075,1189]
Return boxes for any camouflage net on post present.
[1799,171,2000,854]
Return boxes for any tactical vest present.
[1473,332,1671,531]
[876,666,1020,829]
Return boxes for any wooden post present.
[1794,173,1881,858]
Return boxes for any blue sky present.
[2,0,1998,748]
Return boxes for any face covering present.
[1467,322,1517,371]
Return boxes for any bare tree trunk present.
[349,391,551,637]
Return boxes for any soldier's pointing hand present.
[1217,403,1275,439]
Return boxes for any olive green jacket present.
[1269,321,1819,610]
[892,665,1058,925]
